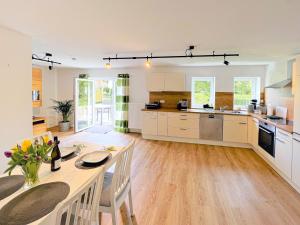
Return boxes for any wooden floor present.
[61,131,300,225]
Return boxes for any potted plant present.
[52,99,73,132]
[4,136,54,189]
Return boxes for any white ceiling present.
[0,0,300,68]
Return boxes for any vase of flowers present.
[4,136,54,189]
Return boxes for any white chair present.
[99,140,135,225]
[55,172,104,225]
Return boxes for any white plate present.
[61,147,77,158]
[81,151,110,164]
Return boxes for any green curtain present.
[115,74,129,133]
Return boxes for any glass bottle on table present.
[51,136,61,171]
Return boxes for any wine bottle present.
[51,136,61,171]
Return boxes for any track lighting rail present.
[103,53,239,61]
[32,55,61,65]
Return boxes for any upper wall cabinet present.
[146,73,185,92]
[32,68,42,108]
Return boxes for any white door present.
[75,79,95,132]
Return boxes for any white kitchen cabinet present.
[247,117,254,145]
[142,111,158,135]
[146,74,165,91]
[146,73,185,92]
[164,73,185,91]
[252,118,259,149]
[158,112,168,136]
[167,112,199,139]
[292,133,300,188]
[275,129,293,179]
[223,115,248,143]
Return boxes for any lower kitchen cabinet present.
[158,112,168,136]
[223,115,248,143]
[275,129,293,179]
[252,118,259,148]
[292,134,300,188]
[142,111,158,135]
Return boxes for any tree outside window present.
[234,77,260,109]
[191,77,215,108]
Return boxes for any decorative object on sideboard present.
[52,99,73,132]
[79,74,89,79]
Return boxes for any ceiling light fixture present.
[104,59,112,69]
[223,56,230,66]
[103,47,239,65]
[145,55,152,68]
[32,53,61,70]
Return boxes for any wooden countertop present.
[141,108,294,133]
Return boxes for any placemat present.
[0,182,70,225]
[75,151,112,169]
[0,175,25,200]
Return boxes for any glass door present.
[75,78,94,132]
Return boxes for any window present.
[191,77,215,108]
[233,77,260,110]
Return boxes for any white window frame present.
[191,77,215,109]
[233,77,261,110]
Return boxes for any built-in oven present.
[259,121,276,157]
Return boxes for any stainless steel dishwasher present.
[199,114,223,141]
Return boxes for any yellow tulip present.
[11,145,19,153]
[43,135,49,144]
[21,139,32,152]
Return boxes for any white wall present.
[0,27,32,173]
[56,65,266,129]
[32,66,58,128]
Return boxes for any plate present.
[0,175,25,200]
[81,151,110,164]
[61,147,77,158]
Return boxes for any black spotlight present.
[224,56,229,66]
[48,62,53,70]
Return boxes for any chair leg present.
[111,206,118,225]
[128,188,134,216]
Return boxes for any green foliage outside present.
[234,80,252,107]
[78,80,92,107]
[193,81,211,106]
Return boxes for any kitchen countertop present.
[32,116,46,123]
[141,108,294,133]
[142,108,249,116]
[251,113,293,134]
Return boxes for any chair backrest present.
[55,172,104,225]
[111,140,135,199]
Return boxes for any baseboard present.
[129,128,142,133]
[142,134,252,148]
[252,145,300,194]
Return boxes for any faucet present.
[219,106,228,112]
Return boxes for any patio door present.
[74,78,94,132]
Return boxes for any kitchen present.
[142,56,300,193]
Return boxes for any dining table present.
[0,133,125,225]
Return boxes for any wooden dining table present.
[0,134,125,225]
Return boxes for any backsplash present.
[149,91,265,110]
[265,87,294,120]
[149,92,191,108]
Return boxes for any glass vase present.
[21,161,41,189]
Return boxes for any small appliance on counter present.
[251,99,258,110]
[177,99,188,110]
[145,102,161,109]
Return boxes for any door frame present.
[74,78,95,132]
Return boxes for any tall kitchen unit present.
[292,56,300,188]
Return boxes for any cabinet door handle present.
[180,128,187,131]
[180,115,187,117]
[180,119,187,120]
[276,137,286,144]
[278,130,289,137]
[294,138,300,143]
[239,122,247,125]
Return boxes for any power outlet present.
[159,100,165,104]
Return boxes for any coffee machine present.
[177,99,188,110]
